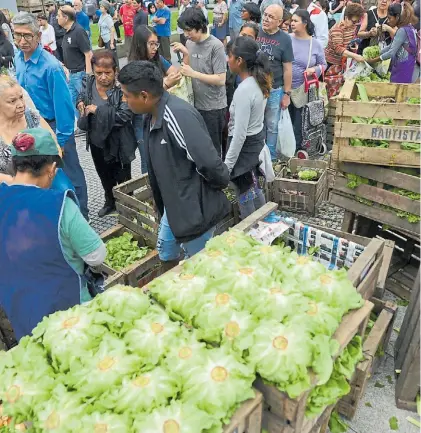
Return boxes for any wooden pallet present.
[326,99,337,150]
[255,299,373,433]
[394,271,420,412]
[96,224,161,287]
[332,80,420,168]
[223,390,263,433]
[337,298,398,419]
[112,175,159,245]
[269,159,328,216]
[331,162,420,238]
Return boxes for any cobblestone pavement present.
[76,134,142,234]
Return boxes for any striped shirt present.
[324,22,356,65]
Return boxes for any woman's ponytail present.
[230,36,273,98]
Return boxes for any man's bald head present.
[262,4,283,33]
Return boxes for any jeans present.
[264,87,284,160]
[47,120,89,219]
[157,210,215,261]
[68,71,86,118]
[133,114,148,174]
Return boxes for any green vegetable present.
[363,46,380,59]
[329,410,348,433]
[298,169,319,181]
[389,416,399,430]
[401,142,421,152]
[375,381,385,388]
[407,416,421,428]
[356,83,370,102]
[346,174,369,189]
[105,232,150,270]
[365,402,373,408]
[387,375,394,384]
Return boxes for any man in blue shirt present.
[12,12,89,220]
[153,0,171,61]
[228,0,244,40]
[74,0,91,40]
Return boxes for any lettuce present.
[67,335,141,396]
[79,412,131,433]
[124,305,182,366]
[181,347,255,419]
[91,285,151,326]
[97,366,180,414]
[31,304,112,371]
[147,272,208,322]
[247,320,314,398]
[133,401,217,433]
[205,230,261,256]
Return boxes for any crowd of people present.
[0,0,419,339]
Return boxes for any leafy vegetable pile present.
[105,232,150,270]
[362,46,380,60]
[298,169,319,181]
[0,285,256,432]
[148,231,364,404]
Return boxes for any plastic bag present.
[344,60,373,80]
[276,109,296,158]
[167,76,194,106]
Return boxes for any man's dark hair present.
[59,5,76,21]
[92,49,118,70]
[243,2,262,23]
[177,7,207,32]
[12,155,62,177]
[118,61,164,97]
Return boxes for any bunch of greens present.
[401,142,421,152]
[105,232,150,270]
[298,169,319,181]
[363,46,380,59]
[356,72,390,83]
[305,336,363,417]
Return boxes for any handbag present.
[290,37,313,108]
[98,34,105,48]
[167,76,195,106]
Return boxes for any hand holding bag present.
[276,109,296,158]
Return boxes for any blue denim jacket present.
[229,0,244,31]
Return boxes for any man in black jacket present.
[119,61,230,261]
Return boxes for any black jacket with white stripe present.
[144,91,231,243]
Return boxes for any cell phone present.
[176,51,183,64]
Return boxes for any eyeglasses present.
[14,33,36,41]
[263,12,279,21]
[147,41,160,48]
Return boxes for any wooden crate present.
[255,299,373,433]
[330,162,420,237]
[337,298,398,419]
[394,270,420,411]
[262,404,335,433]
[326,98,337,150]
[269,159,328,216]
[371,224,420,301]
[96,224,161,287]
[112,175,159,245]
[332,80,420,168]
[223,390,263,433]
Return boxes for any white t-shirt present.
[40,24,57,51]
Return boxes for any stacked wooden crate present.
[17,0,47,13]
[330,80,420,253]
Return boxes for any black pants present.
[158,36,171,62]
[288,102,303,151]
[104,41,119,68]
[90,144,131,204]
[114,21,121,39]
[198,107,227,157]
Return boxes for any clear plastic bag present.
[276,109,296,158]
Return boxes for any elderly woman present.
[0,74,74,192]
[212,0,229,44]
[0,128,106,341]
[99,0,116,50]
[324,3,366,96]
[77,50,137,217]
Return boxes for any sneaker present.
[98,203,117,218]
